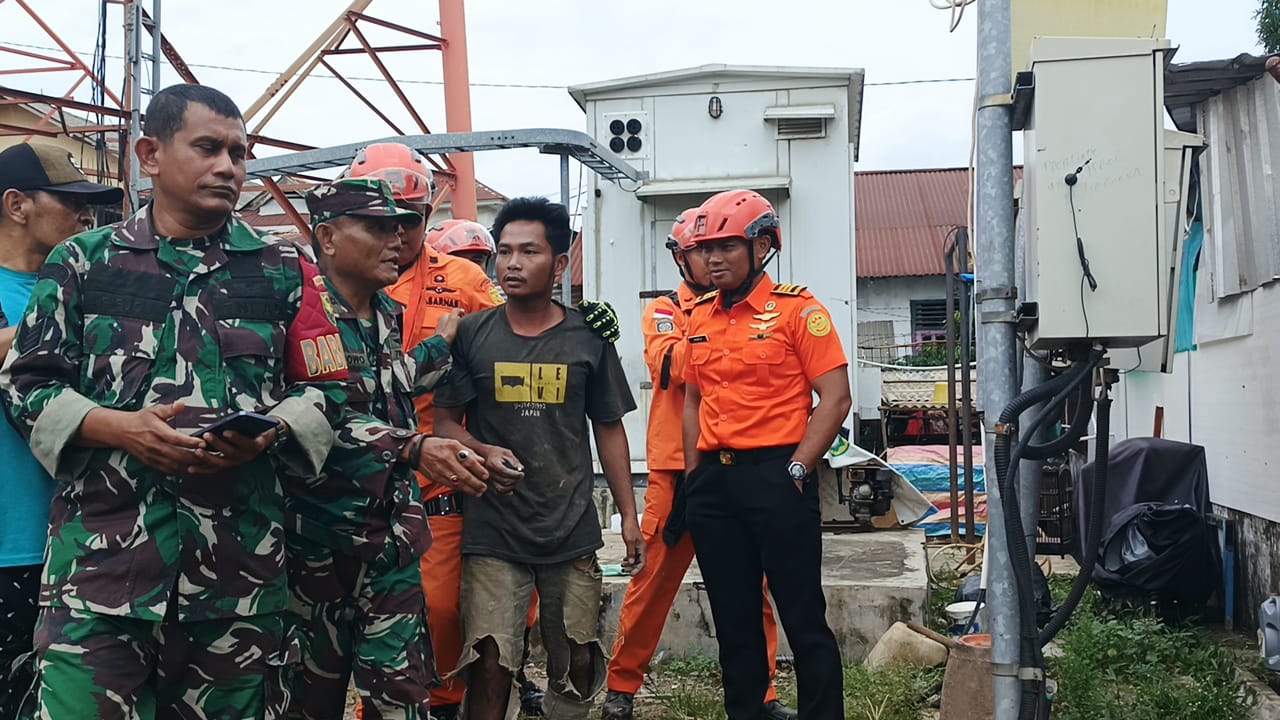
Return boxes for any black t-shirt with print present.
[434,304,636,564]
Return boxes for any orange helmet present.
[664,207,701,252]
[687,190,782,251]
[347,142,434,204]
[427,219,496,258]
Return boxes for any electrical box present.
[1022,37,1174,350]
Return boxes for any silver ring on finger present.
[458,450,470,462]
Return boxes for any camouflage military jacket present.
[285,281,451,565]
[0,206,344,622]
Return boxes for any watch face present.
[788,462,807,480]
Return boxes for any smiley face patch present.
[806,312,831,337]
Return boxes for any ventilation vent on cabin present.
[776,117,826,139]
[763,103,836,141]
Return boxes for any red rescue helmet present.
[427,219,496,258]
[687,190,782,252]
[347,143,435,204]
[664,207,701,252]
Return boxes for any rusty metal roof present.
[570,232,583,286]
[855,167,970,278]
[854,167,1022,279]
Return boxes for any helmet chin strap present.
[722,239,776,307]
[675,254,714,295]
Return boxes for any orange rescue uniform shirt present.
[388,250,502,500]
[642,284,699,471]
[684,273,848,452]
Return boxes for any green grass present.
[636,656,942,720]
[926,568,1258,720]
[1048,591,1257,720]
[632,573,1261,719]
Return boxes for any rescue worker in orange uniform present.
[682,190,851,720]
[348,143,619,719]
[601,210,795,720]
[427,218,496,273]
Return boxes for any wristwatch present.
[787,460,809,482]
[268,417,291,455]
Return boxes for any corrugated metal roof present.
[570,232,582,286]
[855,168,970,278]
[474,180,508,203]
[1164,53,1275,132]
[854,166,1022,278]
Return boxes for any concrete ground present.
[595,527,931,663]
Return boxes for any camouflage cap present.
[305,177,422,228]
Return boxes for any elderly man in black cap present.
[0,142,122,718]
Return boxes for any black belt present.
[703,445,797,466]
[423,493,463,517]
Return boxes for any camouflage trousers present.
[31,604,297,720]
[285,537,434,720]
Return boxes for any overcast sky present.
[1,0,1265,202]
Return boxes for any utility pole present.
[973,0,1020,718]
[123,0,162,212]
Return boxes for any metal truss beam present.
[246,130,645,183]
[134,129,647,191]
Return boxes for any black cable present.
[995,347,1105,720]
[995,372,1078,713]
[1019,332,1059,371]
[1,40,979,89]
[1024,380,1095,461]
[1066,162,1098,340]
[1068,184,1097,293]
[1039,386,1112,647]
[1006,359,1102,718]
[1079,273,1091,340]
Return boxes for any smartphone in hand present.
[191,411,280,439]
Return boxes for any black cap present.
[0,143,123,205]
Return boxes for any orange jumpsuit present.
[387,250,503,708]
[605,283,782,700]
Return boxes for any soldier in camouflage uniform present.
[0,85,349,720]
[284,178,490,720]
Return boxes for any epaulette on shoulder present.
[694,289,720,305]
[771,283,807,296]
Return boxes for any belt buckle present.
[719,450,735,466]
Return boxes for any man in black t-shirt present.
[434,197,643,720]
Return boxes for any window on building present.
[857,320,896,363]
[910,299,949,353]
[911,299,948,335]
